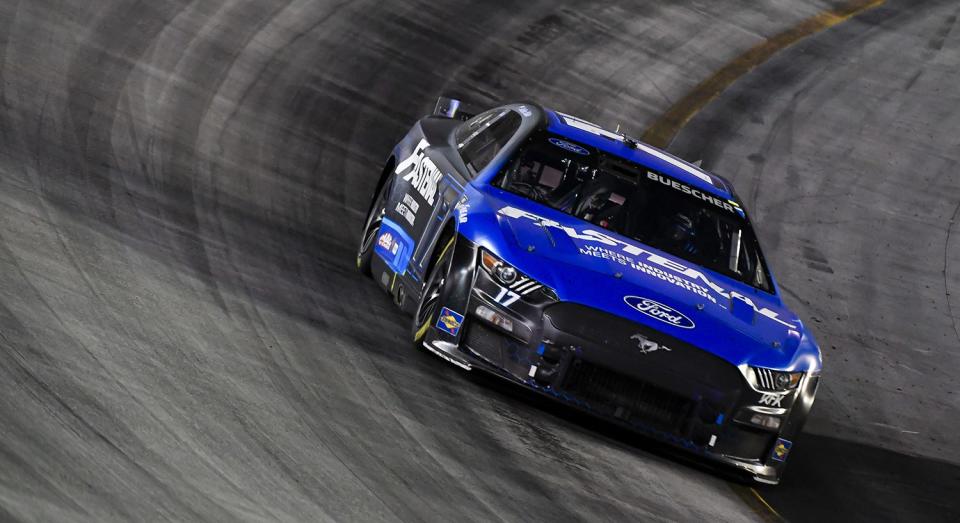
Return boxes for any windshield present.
[495,132,774,293]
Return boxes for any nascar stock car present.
[355,98,821,484]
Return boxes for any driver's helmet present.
[666,212,697,254]
[517,158,540,182]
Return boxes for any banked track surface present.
[0,0,957,521]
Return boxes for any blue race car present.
[356,98,821,484]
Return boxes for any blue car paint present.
[374,217,417,275]
[452,108,821,374]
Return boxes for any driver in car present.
[658,211,700,256]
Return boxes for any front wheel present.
[411,236,455,348]
[356,176,393,276]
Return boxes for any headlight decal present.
[508,276,542,296]
[750,366,803,392]
[479,248,547,299]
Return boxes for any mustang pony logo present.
[630,333,672,354]
[624,296,695,329]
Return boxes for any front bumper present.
[425,249,817,484]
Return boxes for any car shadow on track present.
[457,366,754,480]
[458,367,960,522]
[761,432,960,522]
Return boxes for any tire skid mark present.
[135,1,402,518]
[178,2,431,517]
[944,200,960,346]
[184,1,545,515]
[9,3,293,519]
[0,244,217,521]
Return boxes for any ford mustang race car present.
[356,98,821,484]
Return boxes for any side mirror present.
[433,96,462,119]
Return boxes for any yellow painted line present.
[641,0,886,148]
[641,3,886,518]
[750,488,784,522]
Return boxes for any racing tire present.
[411,235,455,348]
[356,176,393,276]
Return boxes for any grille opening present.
[562,359,693,432]
[463,321,505,365]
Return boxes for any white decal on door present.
[396,139,443,206]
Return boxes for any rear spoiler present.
[433,96,476,121]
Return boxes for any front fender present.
[424,234,480,350]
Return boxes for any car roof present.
[542,108,736,200]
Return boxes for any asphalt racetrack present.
[0,0,958,521]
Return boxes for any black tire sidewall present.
[411,236,455,346]
[356,177,393,276]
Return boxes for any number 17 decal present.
[494,287,521,306]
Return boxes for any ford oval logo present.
[623,296,695,329]
[548,137,590,156]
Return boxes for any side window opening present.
[455,109,502,146]
[457,110,522,176]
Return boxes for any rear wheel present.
[412,235,455,347]
[356,176,393,276]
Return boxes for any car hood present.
[462,187,820,371]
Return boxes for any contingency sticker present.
[378,231,396,252]
[771,438,792,462]
[436,307,464,336]
[402,193,420,214]
[374,218,415,275]
[396,202,416,226]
